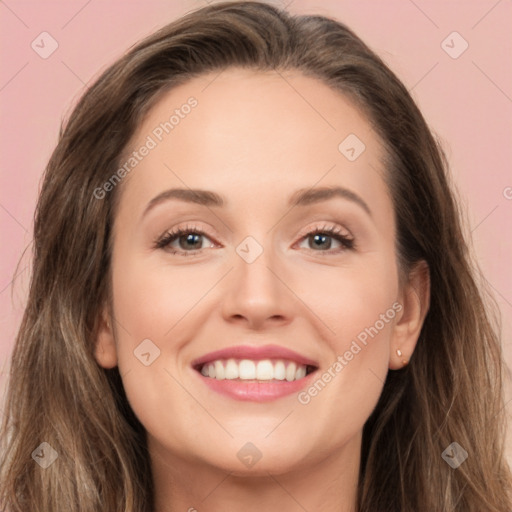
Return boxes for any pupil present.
[181,233,201,249]
[312,233,330,250]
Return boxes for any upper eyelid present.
[161,221,351,238]
[295,222,353,240]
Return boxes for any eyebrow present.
[142,185,372,218]
[288,186,371,216]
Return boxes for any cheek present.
[301,253,399,344]
[293,257,399,429]
[108,255,206,450]
[111,251,210,344]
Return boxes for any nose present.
[221,243,293,330]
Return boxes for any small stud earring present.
[396,348,408,366]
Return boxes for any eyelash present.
[154,223,355,257]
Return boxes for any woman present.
[1,1,510,511]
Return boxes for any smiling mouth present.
[195,358,317,382]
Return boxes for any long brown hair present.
[1,2,510,510]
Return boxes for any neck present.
[150,431,361,512]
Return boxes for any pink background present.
[1,0,511,462]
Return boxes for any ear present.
[389,260,430,370]
[94,305,118,369]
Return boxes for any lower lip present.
[196,371,317,402]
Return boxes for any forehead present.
[116,67,390,219]
[131,67,379,153]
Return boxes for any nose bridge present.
[221,231,292,326]
[235,232,281,297]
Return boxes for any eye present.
[154,222,355,257]
[296,224,355,254]
[154,224,216,256]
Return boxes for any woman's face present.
[95,68,422,476]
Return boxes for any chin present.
[195,440,315,477]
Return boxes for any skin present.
[95,68,430,512]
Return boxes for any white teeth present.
[274,361,286,380]
[199,358,311,381]
[225,359,239,379]
[239,360,256,380]
[256,360,274,380]
[285,362,297,382]
[295,366,306,380]
[214,360,225,380]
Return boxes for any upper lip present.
[191,344,319,369]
